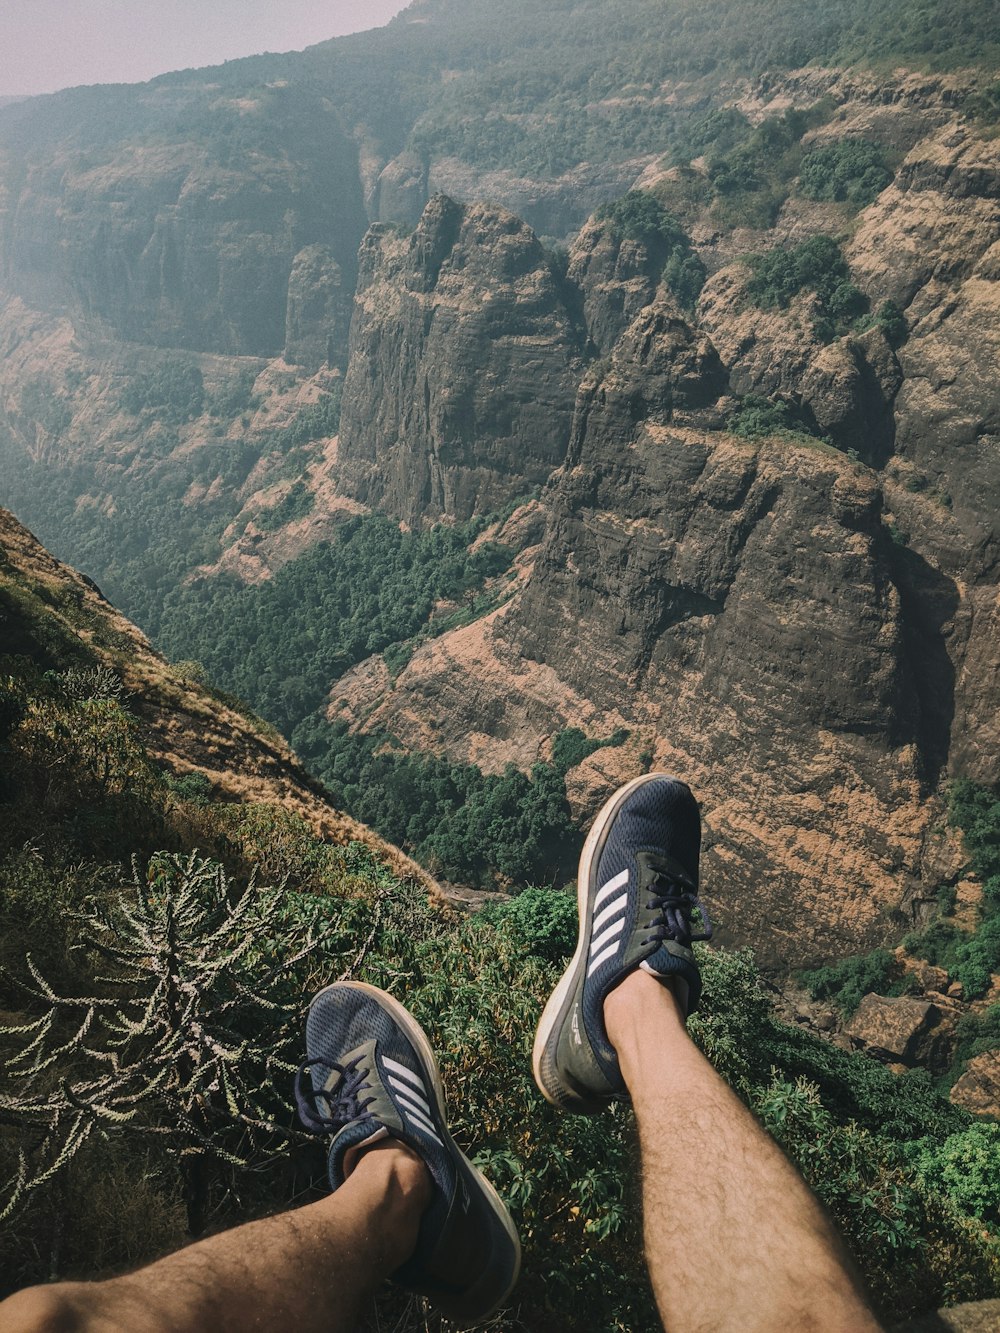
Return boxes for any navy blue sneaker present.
[532,774,711,1114]
[295,981,521,1322]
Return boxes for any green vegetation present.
[907,1125,1000,1227]
[156,513,513,735]
[803,785,1000,1038]
[903,783,1000,1002]
[743,234,868,338]
[254,479,315,531]
[368,0,1000,182]
[289,723,630,890]
[964,80,1000,128]
[800,949,908,1018]
[290,726,580,888]
[597,192,707,310]
[2,535,1000,1324]
[854,298,908,348]
[551,725,630,773]
[798,138,894,208]
[728,395,827,445]
[707,107,823,229]
[120,354,205,424]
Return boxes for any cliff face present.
[336,196,584,524]
[327,86,1000,964]
[0,506,435,893]
[0,87,368,358]
[340,323,937,963]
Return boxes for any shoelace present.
[294,1055,376,1135]
[645,873,713,949]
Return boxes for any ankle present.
[604,969,687,1062]
[343,1138,434,1209]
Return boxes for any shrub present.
[728,394,823,443]
[120,355,204,424]
[0,853,329,1234]
[595,193,706,307]
[906,1124,1000,1226]
[164,770,213,806]
[662,246,707,310]
[951,914,1000,999]
[597,190,688,252]
[254,480,315,532]
[478,885,578,962]
[964,81,1000,128]
[743,234,867,333]
[550,725,629,774]
[854,298,908,348]
[799,947,904,1017]
[798,139,893,208]
[949,780,1000,881]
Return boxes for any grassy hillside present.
[1,511,1000,1327]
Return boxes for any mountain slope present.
[0,506,436,892]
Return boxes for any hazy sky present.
[0,1,409,98]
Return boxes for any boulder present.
[950,1052,1000,1119]
[893,1299,1000,1332]
[845,994,947,1065]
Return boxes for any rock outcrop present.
[336,196,584,524]
[284,245,351,370]
[0,88,368,356]
[950,1052,1000,1117]
[844,994,952,1067]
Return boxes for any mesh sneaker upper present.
[580,777,702,1083]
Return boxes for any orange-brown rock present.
[845,994,950,1066]
[336,196,584,525]
[950,1052,1000,1119]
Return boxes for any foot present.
[532,773,711,1114]
[295,981,521,1323]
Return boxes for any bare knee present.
[0,1285,85,1333]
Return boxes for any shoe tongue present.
[327,1120,389,1189]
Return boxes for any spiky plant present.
[0,851,332,1234]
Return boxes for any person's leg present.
[2,979,520,1333]
[0,1140,431,1333]
[605,970,882,1333]
[533,773,883,1333]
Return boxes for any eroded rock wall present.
[336,196,584,524]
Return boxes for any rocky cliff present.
[336,196,583,524]
[0,84,368,359]
[326,76,1000,965]
[0,505,435,893]
[0,38,998,969]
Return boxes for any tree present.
[0,853,325,1235]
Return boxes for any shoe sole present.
[308,979,522,1320]
[532,772,682,1112]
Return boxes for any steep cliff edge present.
[0,84,368,360]
[336,197,583,524]
[336,315,955,963]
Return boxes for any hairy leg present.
[604,970,883,1333]
[0,1141,431,1333]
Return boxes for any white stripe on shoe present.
[592,892,628,934]
[593,869,628,911]
[383,1056,427,1093]
[587,942,622,976]
[388,1075,432,1116]
[590,916,626,956]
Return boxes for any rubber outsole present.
[531,773,684,1112]
[308,980,522,1321]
